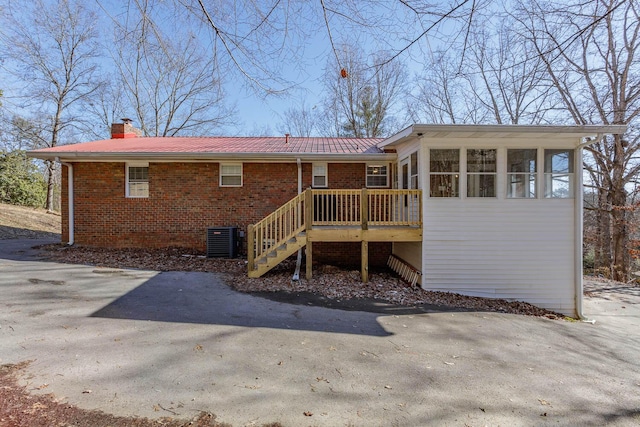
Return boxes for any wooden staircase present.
[249,232,306,278]
[247,192,306,278]
[247,189,422,279]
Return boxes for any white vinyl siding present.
[421,199,575,314]
[220,163,242,187]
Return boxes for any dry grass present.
[0,203,61,239]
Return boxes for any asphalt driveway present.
[1,239,639,426]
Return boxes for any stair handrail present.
[247,191,306,272]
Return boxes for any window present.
[410,152,418,189]
[507,149,537,198]
[312,163,328,187]
[126,163,149,198]
[366,164,388,187]
[430,149,459,197]
[220,163,242,187]
[545,149,574,198]
[467,149,496,197]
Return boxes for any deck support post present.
[247,224,255,272]
[361,240,369,283]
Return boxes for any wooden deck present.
[247,189,422,280]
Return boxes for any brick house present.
[29,122,625,317]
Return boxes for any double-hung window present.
[126,163,149,198]
[220,163,243,187]
[544,149,574,198]
[312,163,328,187]
[467,149,496,197]
[429,149,459,197]
[366,164,388,187]
[507,149,537,198]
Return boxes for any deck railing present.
[248,189,422,271]
[309,189,422,227]
[247,192,306,270]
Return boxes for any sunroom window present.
[467,149,496,197]
[544,149,574,198]
[429,149,459,197]
[507,149,537,198]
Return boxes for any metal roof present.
[28,136,387,161]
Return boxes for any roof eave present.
[27,151,396,163]
[378,124,629,147]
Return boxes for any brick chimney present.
[111,118,142,139]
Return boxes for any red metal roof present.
[29,136,385,156]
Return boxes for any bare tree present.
[0,0,102,211]
[407,50,485,124]
[410,19,555,125]
[514,0,640,280]
[111,0,235,137]
[136,0,481,95]
[278,102,318,137]
[319,45,407,138]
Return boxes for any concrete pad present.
[1,239,639,426]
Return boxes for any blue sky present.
[0,0,475,139]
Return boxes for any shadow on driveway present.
[90,271,415,336]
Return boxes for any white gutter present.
[28,152,396,163]
[574,133,603,322]
[56,158,74,246]
[293,158,303,282]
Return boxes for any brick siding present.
[61,161,392,268]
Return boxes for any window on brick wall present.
[312,163,328,187]
[126,162,149,198]
[366,163,388,187]
[220,163,243,187]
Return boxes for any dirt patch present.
[0,203,61,240]
[0,361,272,427]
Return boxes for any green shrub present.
[0,150,47,208]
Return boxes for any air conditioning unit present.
[206,227,238,258]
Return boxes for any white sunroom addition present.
[379,124,627,317]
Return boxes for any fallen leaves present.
[39,244,566,318]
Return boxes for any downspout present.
[574,133,603,322]
[292,158,303,281]
[56,158,74,246]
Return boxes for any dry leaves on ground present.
[39,244,565,319]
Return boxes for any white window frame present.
[312,162,328,188]
[366,163,389,188]
[125,162,149,198]
[544,149,574,198]
[506,148,537,199]
[429,148,460,198]
[220,162,243,187]
[466,148,497,198]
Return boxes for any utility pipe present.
[574,133,603,322]
[56,158,74,245]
